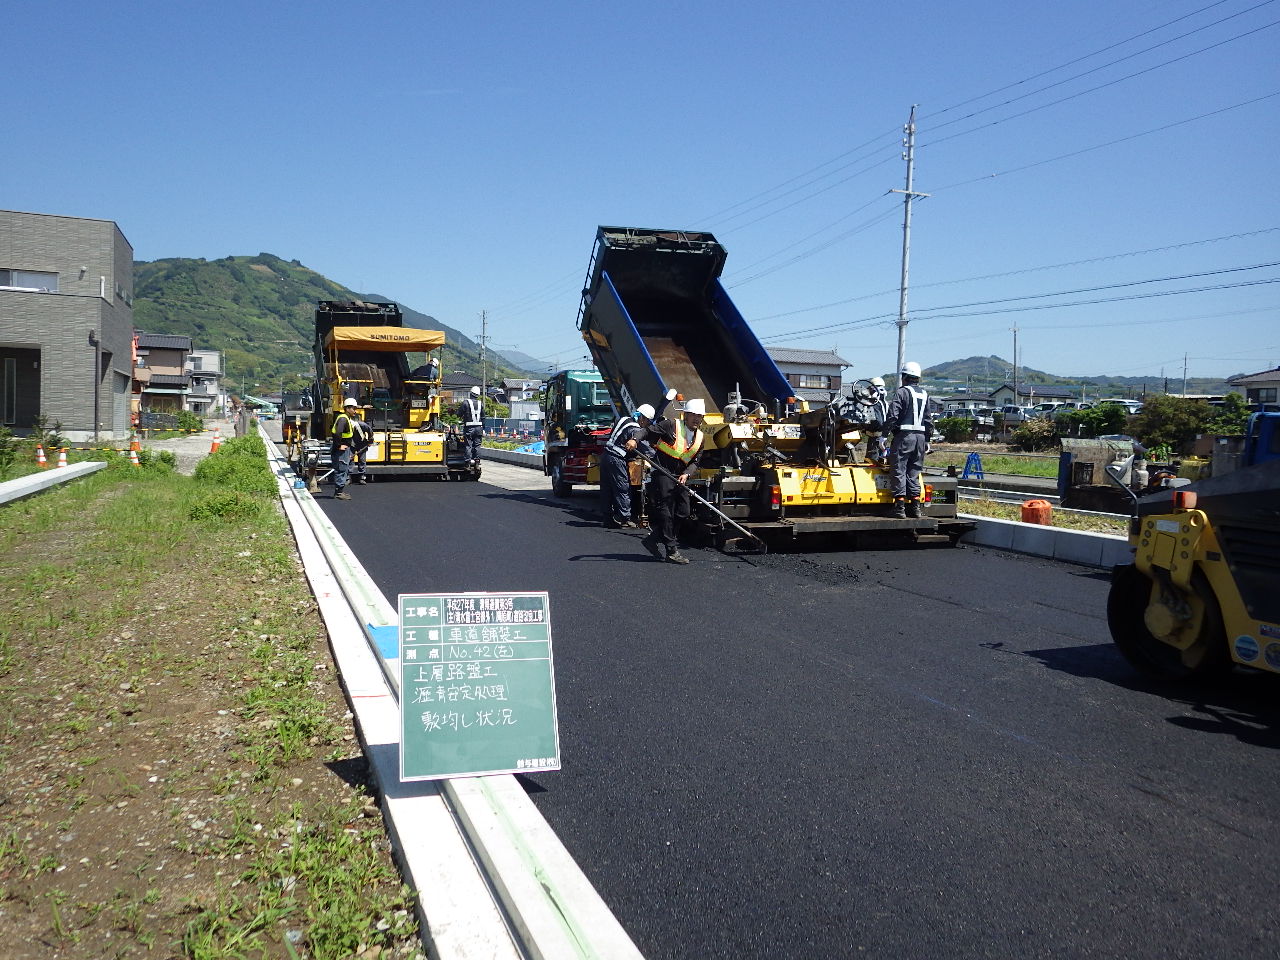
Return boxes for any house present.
[186,349,225,415]
[988,383,1077,406]
[1227,366,1280,408]
[134,333,192,414]
[767,347,850,405]
[0,209,135,440]
[501,378,542,403]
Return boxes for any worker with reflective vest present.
[884,361,932,518]
[458,386,484,469]
[329,398,359,501]
[639,397,706,564]
[600,402,656,528]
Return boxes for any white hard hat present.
[901,361,921,378]
[870,376,885,388]
[470,385,481,396]
[635,403,656,420]
[343,398,359,407]
[684,398,706,416]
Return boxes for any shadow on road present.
[1020,640,1280,749]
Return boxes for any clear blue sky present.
[7,0,1277,387]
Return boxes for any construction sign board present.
[398,591,561,782]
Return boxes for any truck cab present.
[542,369,614,496]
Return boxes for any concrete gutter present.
[481,447,1132,569]
[0,462,107,506]
[265,430,645,960]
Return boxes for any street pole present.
[891,105,929,388]
[1011,325,1019,405]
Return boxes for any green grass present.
[960,496,1128,535]
[929,451,1060,478]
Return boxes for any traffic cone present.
[129,449,141,468]
[56,448,68,468]
[209,427,222,453]
[129,432,140,453]
[35,444,47,468]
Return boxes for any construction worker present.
[884,361,931,518]
[329,398,360,500]
[640,397,706,564]
[459,385,484,469]
[348,404,374,484]
[600,402,656,528]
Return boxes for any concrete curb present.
[958,512,1132,568]
[483,446,544,468]
[265,430,645,960]
[0,462,108,506]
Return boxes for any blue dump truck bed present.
[577,227,793,416]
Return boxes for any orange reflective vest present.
[654,419,704,464]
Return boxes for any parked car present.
[1098,398,1143,414]
[1053,401,1094,419]
[997,404,1033,423]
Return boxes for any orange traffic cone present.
[209,427,222,453]
[35,444,47,468]
[129,449,141,468]
[56,448,68,468]
[129,432,140,453]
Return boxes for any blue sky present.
[7,0,1277,387]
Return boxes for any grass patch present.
[960,496,1129,535]
[929,450,1060,478]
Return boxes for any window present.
[1248,387,1277,404]
[798,374,831,389]
[0,268,58,292]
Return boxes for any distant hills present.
[922,355,1234,398]
[131,253,537,394]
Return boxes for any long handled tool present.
[635,452,767,553]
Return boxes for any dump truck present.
[542,369,614,497]
[575,225,969,547]
[293,300,475,484]
[1107,412,1280,678]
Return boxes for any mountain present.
[131,253,539,394]
[922,355,1234,398]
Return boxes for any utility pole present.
[891,105,929,388]
[1011,325,1019,405]
[478,310,489,409]
[1181,353,1188,397]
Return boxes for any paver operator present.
[884,361,931,518]
[640,397,707,565]
[329,398,360,501]
[459,385,484,469]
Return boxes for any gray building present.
[0,209,135,441]
[767,346,851,405]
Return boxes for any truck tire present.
[1106,564,1228,679]
[551,462,572,498]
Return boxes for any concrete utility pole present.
[892,105,929,389]
[478,310,489,404]
[1181,353,1188,397]
[1011,325,1019,404]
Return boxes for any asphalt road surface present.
[314,460,1280,960]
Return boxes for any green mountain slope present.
[132,253,533,395]
[922,355,1233,397]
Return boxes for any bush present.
[193,435,277,496]
[188,490,268,521]
[1057,405,1127,439]
[1128,395,1221,450]
[935,416,974,443]
[1009,417,1059,452]
[0,426,17,478]
[177,410,204,432]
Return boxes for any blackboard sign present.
[398,591,561,782]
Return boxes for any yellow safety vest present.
[330,413,354,440]
[655,419,704,464]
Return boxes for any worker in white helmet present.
[884,361,931,518]
[639,396,706,564]
[600,401,658,528]
[458,385,484,471]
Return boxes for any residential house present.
[501,378,542,402]
[0,209,135,440]
[134,333,192,414]
[1227,366,1280,408]
[767,347,850,405]
[186,349,224,416]
[988,383,1078,406]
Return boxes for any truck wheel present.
[551,463,572,498]
[1106,564,1228,679]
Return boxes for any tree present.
[1128,395,1213,450]
[1204,392,1251,436]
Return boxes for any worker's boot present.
[891,498,907,519]
[665,549,690,565]
[907,498,923,518]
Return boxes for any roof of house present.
[136,333,192,350]
[992,382,1076,399]
[502,378,542,389]
[1227,366,1280,385]
[146,373,191,387]
[767,347,851,367]
[443,372,482,388]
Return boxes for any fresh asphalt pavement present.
[309,459,1280,960]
